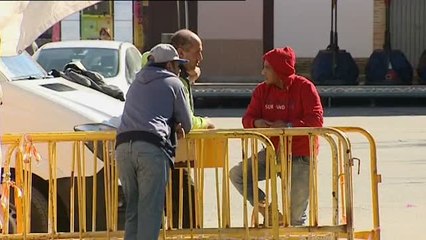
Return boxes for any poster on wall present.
[80,1,113,40]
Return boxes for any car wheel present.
[5,204,18,233]
[30,187,48,232]
[5,186,48,233]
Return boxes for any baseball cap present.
[149,43,188,65]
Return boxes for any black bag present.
[311,49,359,85]
[79,70,125,101]
[417,50,426,84]
[365,49,413,85]
[58,62,125,101]
[311,0,359,85]
[365,0,413,85]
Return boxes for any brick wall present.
[373,0,386,50]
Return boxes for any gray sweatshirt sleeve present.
[174,84,193,133]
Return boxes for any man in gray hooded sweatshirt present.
[115,43,192,240]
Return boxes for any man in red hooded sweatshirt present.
[230,47,323,226]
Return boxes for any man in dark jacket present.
[230,47,323,226]
[138,30,214,229]
[115,43,192,240]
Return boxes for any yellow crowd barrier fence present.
[0,126,380,240]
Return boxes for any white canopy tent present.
[0,1,99,56]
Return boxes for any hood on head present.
[263,47,296,85]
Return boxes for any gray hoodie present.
[117,65,192,141]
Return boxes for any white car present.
[0,52,125,232]
[33,40,142,94]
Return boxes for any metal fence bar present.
[334,127,381,240]
[0,127,379,240]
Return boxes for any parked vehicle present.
[0,52,126,232]
[33,40,142,94]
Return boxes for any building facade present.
[37,0,425,83]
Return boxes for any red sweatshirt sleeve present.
[242,85,263,128]
[291,82,323,128]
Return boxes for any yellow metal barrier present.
[165,130,280,239]
[0,132,120,239]
[0,127,380,240]
[162,127,358,240]
[334,127,381,240]
[240,127,355,240]
[168,127,380,240]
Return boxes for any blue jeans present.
[116,141,170,240]
[229,149,310,225]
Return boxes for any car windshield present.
[35,48,119,78]
[0,52,48,81]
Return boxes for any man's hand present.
[254,119,272,128]
[268,120,288,128]
[188,67,201,82]
[205,117,216,129]
[175,123,185,139]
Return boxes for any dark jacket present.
[117,65,192,163]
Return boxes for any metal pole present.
[176,1,181,29]
[184,0,189,29]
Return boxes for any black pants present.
[166,168,196,229]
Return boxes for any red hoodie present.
[242,47,323,156]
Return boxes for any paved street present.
[195,107,426,240]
